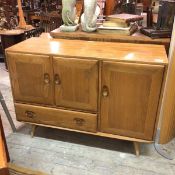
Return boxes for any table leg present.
[133,142,140,157]
[31,125,37,138]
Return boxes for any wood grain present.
[104,0,116,16]
[22,122,153,143]
[15,103,97,133]
[53,57,98,112]
[159,42,175,144]
[7,53,54,105]
[100,62,164,140]
[0,116,9,175]
[8,163,48,175]
[6,37,168,65]
[6,38,168,144]
[50,29,170,53]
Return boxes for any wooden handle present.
[44,73,50,84]
[102,85,109,97]
[74,118,85,126]
[25,111,36,119]
[54,74,61,85]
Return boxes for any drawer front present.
[15,103,97,133]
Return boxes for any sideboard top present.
[6,37,168,65]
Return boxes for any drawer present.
[15,103,97,133]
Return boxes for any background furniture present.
[0,43,4,63]
[0,0,17,27]
[104,0,116,15]
[0,115,10,175]
[104,0,154,15]
[0,28,43,68]
[0,30,25,68]
[39,13,62,32]
[6,37,168,155]
[50,28,170,54]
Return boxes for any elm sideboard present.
[6,38,168,155]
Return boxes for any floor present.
[0,63,24,136]
[0,63,175,175]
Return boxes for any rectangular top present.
[6,37,168,65]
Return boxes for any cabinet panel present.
[15,103,97,133]
[100,62,164,140]
[53,57,98,112]
[7,53,54,105]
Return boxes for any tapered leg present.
[133,142,140,157]
[31,125,37,138]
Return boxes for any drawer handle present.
[54,74,61,85]
[102,85,109,97]
[74,118,85,126]
[25,111,36,119]
[44,73,50,84]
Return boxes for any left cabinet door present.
[7,53,54,105]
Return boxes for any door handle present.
[54,74,61,85]
[25,111,36,119]
[44,73,50,84]
[102,85,109,97]
[74,118,85,126]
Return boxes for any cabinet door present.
[100,62,164,140]
[53,57,98,112]
[7,53,54,105]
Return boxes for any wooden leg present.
[133,142,140,157]
[31,125,37,138]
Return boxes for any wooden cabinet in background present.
[6,38,168,152]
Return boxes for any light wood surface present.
[50,29,170,52]
[8,163,48,175]
[0,116,9,175]
[0,127,7,170]
[6,37,168,65]
[7,53,54,105]
[23,122,153,143]
[15,103,97,133]
[104,0,116,15]
[133,142,140,157]
[0,30,25,36]
[100,62,164,140]
[6,38,168,150]
[159,42,175,144]
[17,0,27,29]
[31,125,37,138]
[53,57,98,112]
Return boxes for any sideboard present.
[6,38,168,155]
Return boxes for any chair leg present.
[133,142,140,157]
[31,125,37,138]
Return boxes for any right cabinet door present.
[100,61,164,140]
